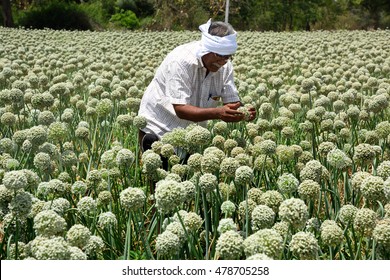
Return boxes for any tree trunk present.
[371,9,380,29]
[306,20,311,31]
[1,0,14,27]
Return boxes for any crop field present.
[0,27,389,260]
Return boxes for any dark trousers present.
[138,130,168,170]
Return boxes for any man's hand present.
[247,105,257,121]
[173,102,253,123]
[218,102,244,122]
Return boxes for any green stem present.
[123,213,132,260]
[137,210,154,260]
[201,192,210,260]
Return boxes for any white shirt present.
[138,41,240,138]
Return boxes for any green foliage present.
[101,0,117,19]
[117,0,138,12]
[4,0,390,31]
[152,0,209,30]
[139,16,154,29]
[79,1,109,29]
[116,0,154,18]
[109,9,140,30]
[17,0,92,30]
[380,12,390,28]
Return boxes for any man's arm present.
[173,102,244,122]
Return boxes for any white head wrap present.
[197,19,238,58]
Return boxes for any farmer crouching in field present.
[138,19,256,162]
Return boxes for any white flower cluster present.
[251,205,275,231]
[155,179,185,213]
[217,218,237,234]
[243,229,283,259]
[320,220,343,247]
[185,125,211,150]
[279,198,308,229]
[327,148,352,170]
[216,230,244,260]
[119,187,146,212]
[277,173,299,194]
[289,231,319,260]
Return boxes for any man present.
[138,19,256,151]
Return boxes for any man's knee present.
[141,132,159,152]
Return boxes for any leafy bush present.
[79,1,109,30]
[109,9,139,30]
[18,0,92,30]
[117,0,155,17]
[379,12,390,29]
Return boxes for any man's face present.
[202,53,233,72]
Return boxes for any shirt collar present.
[197,56,205,68]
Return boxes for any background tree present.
[358,0,390,28]
[1,0,14,27]
[152,0,209,30]
[1,0,390,30]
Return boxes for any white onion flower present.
[165,222,186,245]
[243,229,283,259]
[373,221,390,247]
[180,180,196,201]
[33,210,67,236]
[298,179,320,200]
[246,253,273,260]
[119,187,146,212]
[98,211,118,229]
[259,190,284,213]
[185,125,211,150]
[69,246,87,260]
[320,220,343,247]
[361,175,385,202]
[351,171,371,192]
[338,204,358,225]
[133,115,147,129]
[217,218,237,234]
[327,148,352,170]
[216,230,244,260]
[183,212,203,232]
[116,148,135,168]
[9,190,32,217]
[42,198,70,217]
[83,235,105,258]
[97,190,113,206]
[219,157,239,176]
[289,231,319,260]
[200,153,220,174]
[247,187,263,204]
[238,199,257,221]
[28,236,71,260]
[277,173,299,194]
[77,196,97,217]
[279,198,308,229]
[251,204,275,231]
[235,165,254,185]
[155,179,185,213]
[354,208,377,237]
[377,161,390,180]
[221,200,236,217]
[71,181,87,196]
[66,224,91,248]
[198,173,217,193]
[3,170,28,191]
[155,230,181,258]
